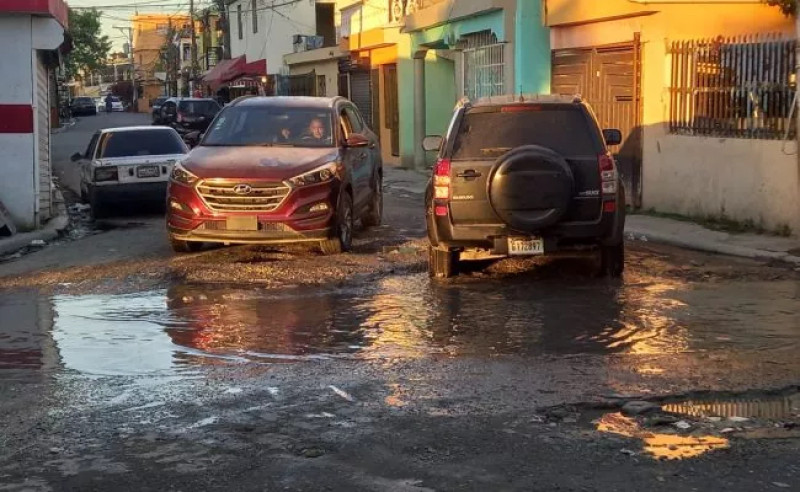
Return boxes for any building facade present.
[132,14,191,108]
[0,1,69,231]
[546,0,798,233]
[399,0,551,169]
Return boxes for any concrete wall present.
[647,136,800,232]
[229,0,316,74]
[549,2,798,233]
[286,57,341,97]
[0,16,37,230]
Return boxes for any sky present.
[68,0,215,51]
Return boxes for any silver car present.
[71,126,188,219]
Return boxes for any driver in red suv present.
[166,96,383,254]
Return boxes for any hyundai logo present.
[233,184,252,195]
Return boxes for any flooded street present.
[0,114,799,490]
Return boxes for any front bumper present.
[91,182,168,204]
[166,180,338,245]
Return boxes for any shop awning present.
[201,56,267,91]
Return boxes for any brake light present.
[500,105,542,113]
[599,153,618,197]
[433,158,451,200]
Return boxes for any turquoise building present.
[397,0,551,169]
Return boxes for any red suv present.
[166,96,383,254]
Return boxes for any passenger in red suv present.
[166,96,384,254]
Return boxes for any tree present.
[765,0,797,16]
[65,8,112,79]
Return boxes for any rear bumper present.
[91,182,168,204]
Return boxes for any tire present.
[80,183,89,203]
[599,241,625,278]
[319,191,354,255]
[428,246,458,279]
[361,174,383,228]
[170,237,203,253]
[89,188,110,220]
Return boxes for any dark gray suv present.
[424,94,626,279]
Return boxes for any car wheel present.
[319,191,354,255]
[89,189,110,220]
[599,241,625,278]
[361,174,383,228]
[428,246,458,279]
[170,237,203,253]
[80,183,88,203]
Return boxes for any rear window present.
[75,97,92,103]
[451,105,602,159]
[98,130,185,158]
[179,100,220,115]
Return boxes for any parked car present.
[70,97,97,116]
[96,96,124,112]
[151,96,169,124]
[159,97,221,134]
[424,94,626,279]
[166,96,383,253]
[72,126,188,219]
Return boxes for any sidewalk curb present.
[0,187,70,257]
[0,214,69,257]
[626,227,800,266]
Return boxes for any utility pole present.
[114,25,139,111]
[190,0,198,94]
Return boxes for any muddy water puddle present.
[0,275,798,375]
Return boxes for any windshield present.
[75,98,92,104]
[179,100,220,115]
[97,130,186,158]
[452,106,603,159]
[154,97,168,105]
[203,106,335,147]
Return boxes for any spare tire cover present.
[488,145,574,232]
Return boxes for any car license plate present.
[136,165,160,178]
[508,237,544,256]
[226,216,258,231]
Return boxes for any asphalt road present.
[0,115,798,491]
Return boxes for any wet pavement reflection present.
[1,274,799,375]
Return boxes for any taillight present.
[177,112,184,123]
[433,158,451,200]
[599,153,618,197]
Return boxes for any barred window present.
[668,35,796,140]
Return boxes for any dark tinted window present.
[85,133,99,158]
[74,97,93,104]
[97,130,185,158]
[452,105,602,159]
[204,106,334,147]
[343,106,364,134]
[154,97,168,105]
[179,100,220,115]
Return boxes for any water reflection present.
[596,412,729,460]
[1,275,798,375]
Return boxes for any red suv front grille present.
[196,179,291,212]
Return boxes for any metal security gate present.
[288,71,317,96]
[350,70,373,128]
[552,37,643,207]
[36,54,52,222]
[460,31,505,100]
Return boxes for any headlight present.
[170,162,198,186]
[286,162,339,188]
[94,166,118,182]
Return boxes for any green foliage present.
[65,8,112,79]
[765,0,797,16]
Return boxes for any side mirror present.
[422,135,443,152]
[71,152,82,162]
[603,129,623,146]
[183,131,201,148]
[345,133,369,148]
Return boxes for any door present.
[349,71,372,129]
[384,64,400,156]
[552,39,643,207]
[80,132,101,194]
[340,105,371,213]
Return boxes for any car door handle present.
[457,170,481,178]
